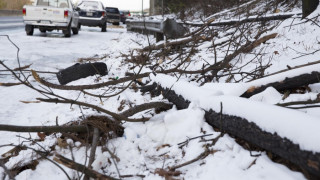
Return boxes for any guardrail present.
[126,18,187,42]
[0,10,22,16]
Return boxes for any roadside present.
[0,9,21,16]
[0,16,24,30]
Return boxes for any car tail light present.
[23,8,26,16]
[64,10,68,18]
[102,11,105,17]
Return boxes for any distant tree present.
[0,0,31,10]
[302,0,319,18]
[0,0,8,9]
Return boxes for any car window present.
[106,8,119,13]
[37,0,69,8]
[78,1,103,10]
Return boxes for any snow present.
[249,87,282,104]
[1,1,320,179]
[152,73,320,152]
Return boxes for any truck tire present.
[101,22,107,32]
[72,24,79,35]
[63,25,71,37]
[39,28,46,33]
[25,25,34,36]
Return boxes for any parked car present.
[105,7,120,25]
[22,0,80,37]
[119,11,125,24]
[77,0,107,32]
[119,10,132,24]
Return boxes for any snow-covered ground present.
[1,1,320,179]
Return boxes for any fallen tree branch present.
[0,124,87,133]
[120,102,172,117]
[37,98,149,122]
[142,34,208,51]
[184,13,298,27]
[252,59,320,81]
[31,70,149,91]
[169,147,215,171]
[277,98,320,107]
[241,71,320,98]
[0,82,23,87]
[30,33,277,92]
[54,154,120,180]
[84,128,100,180]
[152,84,320,179]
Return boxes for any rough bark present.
[152,85,320,179]
[56,62,108,85]
[302,0,319,18]
[241,71,320,98]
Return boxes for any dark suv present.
[77,0,107,32]
[105,7,120,25]
[120,10,132,24]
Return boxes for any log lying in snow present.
[147,76,320,179]
[241,71,320,98]
[184,13,299,27]
[56,62,108,85]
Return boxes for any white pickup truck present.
[23,0,80,37]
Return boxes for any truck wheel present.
[39,28,46,33]
[63,25,71,37]
[25,25,34,36]
[101,22,106,32]
[72,24,79,35]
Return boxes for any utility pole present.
[142,0,144,17]
[162,0,164,18]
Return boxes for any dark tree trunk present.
[240,71,320,98]
[149,84,320,179]
[56,62,108,85]
[302,0,319,18]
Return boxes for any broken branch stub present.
[56,62,108,85]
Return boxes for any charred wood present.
[151,85,320,179]
[241,71,320,98]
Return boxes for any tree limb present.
[54,154,120,180]
[0,124,87,133]
[120,102,172,117]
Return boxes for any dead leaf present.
[118,100,126,111]
[156,144,171,151]
[13,63,32,71]
[57,138,68,149]
[37,132,46,141]
[0,82,23,87]
[20,100,41,104]
[155,168,182,178]
[274,51,279,55]
[274,9,280,13]
[247,86,256,93]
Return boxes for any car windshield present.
[78,1,102,10]
[106,8,119,13]
[37,0,69,8]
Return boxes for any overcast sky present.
[74,0,150,11]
